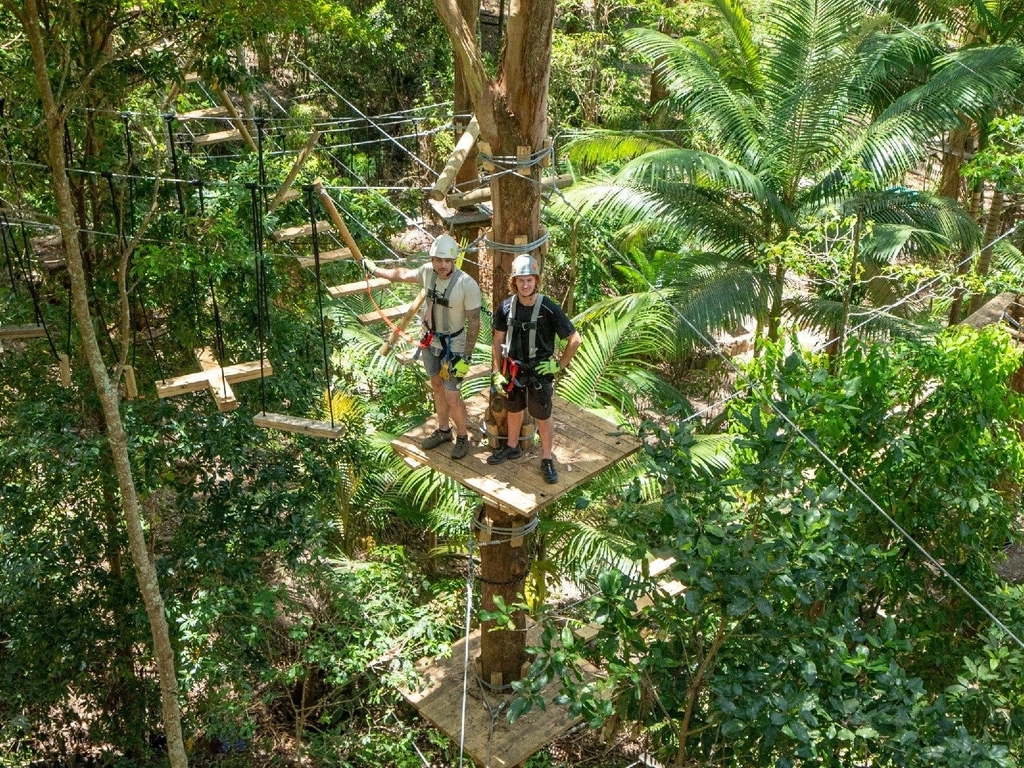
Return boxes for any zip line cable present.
[545,179,1024,653]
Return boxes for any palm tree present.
[563,0,1023,348]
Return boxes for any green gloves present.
[451,355,471,378]
[536,359,561,376]
[491,371,509,389]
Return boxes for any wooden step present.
[0,324,47,341]
[271,220,334,243]
[192,129,243,146]
[253,411,346,438]
[328,277,391,299]
[177,106,229,121]
[274,188,301,205]
[184,72,201,83]
[296,248,352,268]
[357,303,412,325]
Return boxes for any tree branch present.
[432,0,496,136]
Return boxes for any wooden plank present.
[0,324,47,340]
[327,277,391,299]
[357,303,412,325]
[192,129,243,147]
[427,197,492,227]
[253,412,345,438]
[214,88,257,151]
[271,220,333,243]
[155,358,273,398]
[390,392,643,518]
[196,347,238,411]
[429,116,479,201]
[176,106,229,121]
[315,183,366,261]
[295,248,352,268]
[270,130,323,212]
[273,188,301,206]
[962,292,1016,329]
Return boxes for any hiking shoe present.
[541,459,558,484]
[421,428,453,450]
[451,435,469,460]
[487,444,523,465]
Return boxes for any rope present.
[457,530,475,768]
[249,184,269,414]
[163,113,186,215]
[304,185,336,428]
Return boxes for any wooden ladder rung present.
[271,220,334,243]
[253,412,346,438]
[177,106,229,121]
[327,277,391,298]
[0,324,47,340]
[296,248,353,268]
[357,303,412,325]
[275,188,301,205]
[155,357,273,398]
[192,129,243,146]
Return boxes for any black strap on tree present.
[121,113,136,236]
[163,113,186,215]
[304,184,336,428]
[2,215,59,359]
[248,183,268,414]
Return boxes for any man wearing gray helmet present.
[488,254,581,484]
[364,234,482,460]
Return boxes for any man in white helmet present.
[488,253,581,484]
[363,234,481,460]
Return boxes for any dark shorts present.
[506,375,554,420]
[422,348,462,392]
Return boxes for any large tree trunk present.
[433,0,555,683]
[967,186,1006,315]
[453,0,482,286]
[19,2,188,766]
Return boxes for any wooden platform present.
[428,197,492,228]
[399,622,593,768]
[391,393,642,519]
[962,292,1017,329]
[357,303,412,324]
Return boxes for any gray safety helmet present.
[510,254,539,277]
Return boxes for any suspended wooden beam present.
[123,364,138,399]
[446,173,573,209]
[380,289,426,356]
[191,128,243,147]
[214,88,257,151]
[327,277,391,299]
[252,411,345,438]
[270,220,333,243]
[357,303,412,325]
[429,116,480,201]
[0,324,47,340]
[156,348,272,411]
[176,106,229,121]
[295,248,352,268]
[315,183,365,261]
[270,130,323,212]
[58,353,71,387]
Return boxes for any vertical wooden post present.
[477,503,532,687]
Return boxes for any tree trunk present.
[967,186,1005,315]
[939,126,970,202]
[19,2,188,766]
[948,185,985,325]
[453,0,482,286]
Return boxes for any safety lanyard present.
[425,268,462,334]
[501,293,544,361]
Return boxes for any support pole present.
[476,504,533,688]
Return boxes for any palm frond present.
[567,131,680,174]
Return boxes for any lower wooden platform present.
[391,393,642,518]
[399,622,592,768]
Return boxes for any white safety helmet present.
[510,254,539,277]
[429,234,459,261]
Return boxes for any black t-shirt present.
[494,294,576,363]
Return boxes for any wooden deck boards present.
[391,393,642,519]
[398,622,596,768]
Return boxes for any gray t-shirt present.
[416,263,481,355]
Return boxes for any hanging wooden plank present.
[0,324,47,340]
[123,364,138,399]
[429,116,480,201]
[58,353,71,387]
[270,220,333,242]
[176,106,229,121]
[295,248,352,268]
[327,277,391,299]
[269,130,323,212]
[196,346,238,412]
[357,303,413,325]
[380,289,427,356]
[192,129,243,147]
[252,411,346,438]
[155,357,272,398]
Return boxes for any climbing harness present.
[501,293,544,362]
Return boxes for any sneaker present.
[421,428,453,450]
[487,444,523,465]
[541,459,558,484]
[451,435,469,460]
